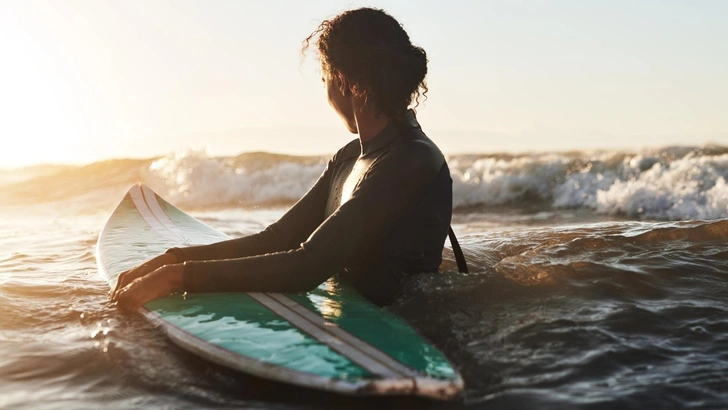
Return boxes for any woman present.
[112,7,460,310]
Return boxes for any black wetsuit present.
[167,111,452,306]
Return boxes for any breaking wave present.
[3,145,728,220]
[450,145,728,220]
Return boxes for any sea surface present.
[1,146,728,409]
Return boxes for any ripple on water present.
[2,208,728,408]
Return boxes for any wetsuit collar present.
[360,110,420,156]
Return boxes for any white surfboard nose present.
[128,184,193,246]
[125,183,146,196]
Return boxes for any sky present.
[0,0,727,167]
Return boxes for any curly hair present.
[303,8,428,119]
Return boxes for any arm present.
[113,153,344,302]
[166,160,333,262]
[182,140,444,293]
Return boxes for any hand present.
[112,263,185,312]
[110,252,178,300]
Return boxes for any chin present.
[343,117,358,134]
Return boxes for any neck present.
[353,101,392,143]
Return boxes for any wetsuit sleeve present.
[166,161,332,263]
[181,140,444,293]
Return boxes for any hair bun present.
[303,7,429,117]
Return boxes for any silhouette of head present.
[304,8,428,121]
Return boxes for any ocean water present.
[1,146,727,409]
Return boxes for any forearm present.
[170,167,332,264]
[181,247,330,294]
[167,226,284,263]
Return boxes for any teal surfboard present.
[96,184,463,399]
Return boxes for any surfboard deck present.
[96,184,463,399]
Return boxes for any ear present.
[349,83,371,112]
[339,78,354,97]
[329,74,355,97]
[347,82,360,97]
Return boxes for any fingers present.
[114,287,139,312]
[111,265,143,296]
[109,254,176,300]
[113,275,160,312]
[110,271,133,301]
[109,273,128,300]
[111,269,140,302]
[110,262,153,300]
[113,275,144,310]
[117,289,139,312]
[111,260,180,311]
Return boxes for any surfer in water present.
[112,7,464,310]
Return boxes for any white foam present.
[594,153,728,219]
[142,149,326,208]
[124,145,728,220]
[450,154,571,207]
[449,149,728,220]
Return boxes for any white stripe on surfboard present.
[134,184,424,380]
[140,184,193,245]
[129,185,182,244]
[265,292,420,378]
[248,292,404,378]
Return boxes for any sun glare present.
[0,5,88,167]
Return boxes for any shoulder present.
[387,129,445,171]
[330,138,360,164]
[369,130,445,183]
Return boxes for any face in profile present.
[325,74,358,134]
